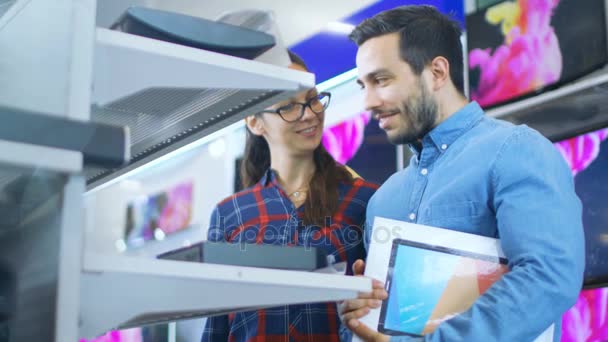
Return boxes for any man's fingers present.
[356,283,388,301]
[352,259,366,276]
[339,299,382,315]
[341,307,370,324]
[372,287,388,300]
[347,318,389,342]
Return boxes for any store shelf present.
[87,28,314,190]
[487,66,608,141]
[79,253,371,338]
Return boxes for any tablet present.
[378,238,508,337]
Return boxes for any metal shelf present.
[88,28,315,190]
[80,253,371,338]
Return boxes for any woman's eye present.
[278,103,296,112]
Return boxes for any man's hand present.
[347,318,390,342]
[338,259,390,342]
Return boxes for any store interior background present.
[44,0,607,340]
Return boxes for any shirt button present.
[409,213,416,221]
[420,168,428,176]
[441,144,448,150]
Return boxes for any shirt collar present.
[258,168,280,188]
[409,101,484,156]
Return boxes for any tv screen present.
[561,286,608,341]
[322,111,397,184]
[467,0,608,108]
[554,128,608,287]
[124,181,193,248]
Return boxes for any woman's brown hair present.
[240,51,354,226]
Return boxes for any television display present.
[124,181,193,248]
[322,111,397,184]
[553,128,608,287]
[79,324,169,342]
[467,0,608,108]
[561,287,608,341]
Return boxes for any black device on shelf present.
[111,6,276,60]
[157,241,329,271]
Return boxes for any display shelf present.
[87,28,315,190]
[79,253,371,338]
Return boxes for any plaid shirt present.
[202,168,378,342]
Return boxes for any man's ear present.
[245,115,265,136]
[428,56,450,91]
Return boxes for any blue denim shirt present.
[362,102,584,342]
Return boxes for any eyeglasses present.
[257,92,331,122]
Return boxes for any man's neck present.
[436,92,470,126]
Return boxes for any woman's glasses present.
[257,92,331,122]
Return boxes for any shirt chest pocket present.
[424,201,486,233]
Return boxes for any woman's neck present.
[270,151,316,195]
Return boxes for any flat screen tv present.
[561,286,608,341]
[467,0,608,108]
[553,127,608,287]
[124,181,193,248]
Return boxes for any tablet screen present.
[378,239,508,336]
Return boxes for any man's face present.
[356,33,438,145]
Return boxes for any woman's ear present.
[245,115,265,136]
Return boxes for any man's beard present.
[388,83,438,145]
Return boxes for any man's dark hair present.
[349,5,465,95]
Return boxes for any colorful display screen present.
[553,128,608,287]
[467,0,607,108]
[561,287,608,341]
[124,181,193,248]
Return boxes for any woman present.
[202,51,378,342]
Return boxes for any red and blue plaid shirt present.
[202,168,378,342]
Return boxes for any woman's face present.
[252,63,325,157]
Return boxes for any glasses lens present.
[278,103,303,122]
[309,93,330,114]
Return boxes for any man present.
[339,5,584,342]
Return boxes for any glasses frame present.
[257,91,331,122]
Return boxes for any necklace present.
[288,188,308,199]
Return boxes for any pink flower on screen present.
[553,129,608,176]
[469,0,562,107]
[322,112,371,164]
[79,328,143,342]
[561,288,608,342]
[158,181,193,234]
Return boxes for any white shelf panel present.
[80,253,370,338]
[93,27,314,106]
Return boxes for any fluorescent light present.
[208,138,226,158]
[154,228,166,241]
[115,239,127,253]
[326,21,356,35]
